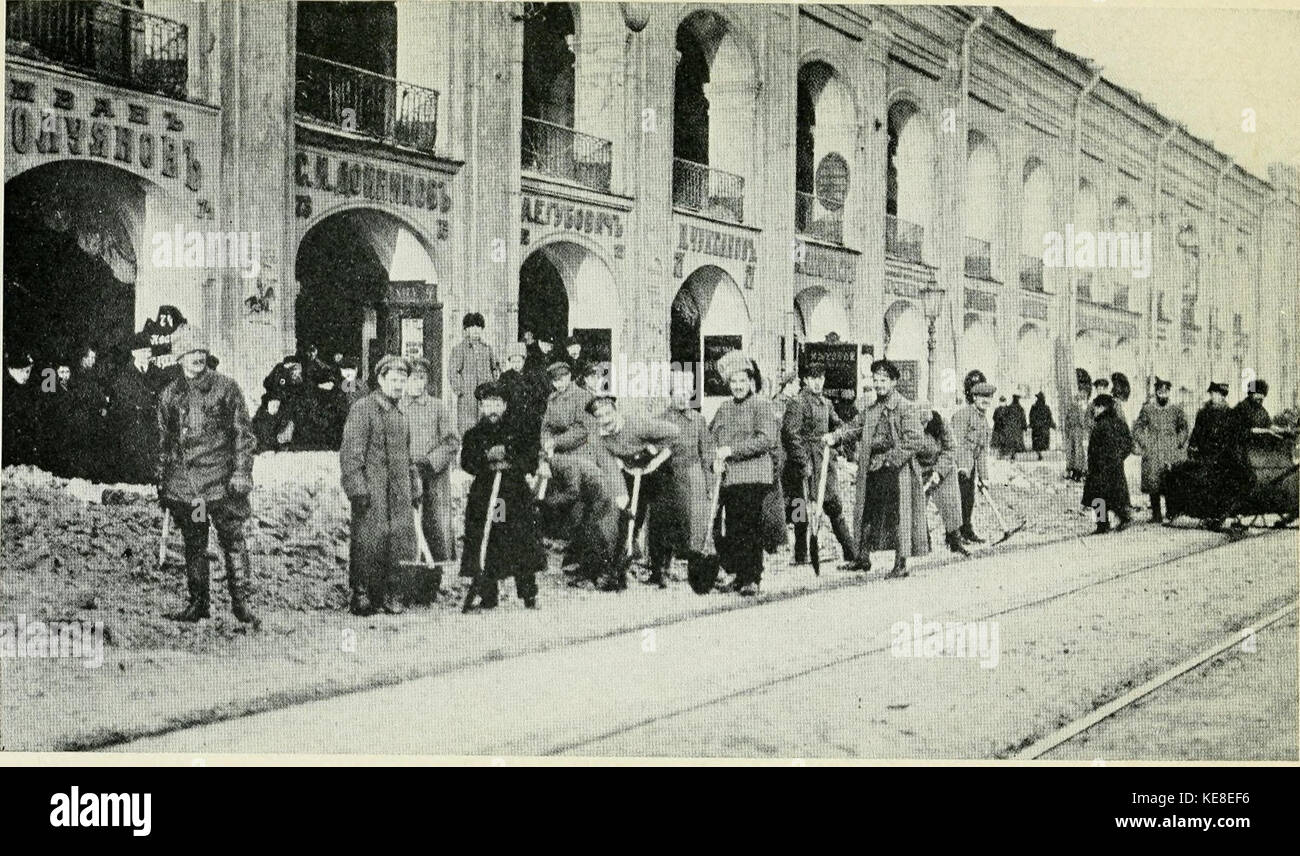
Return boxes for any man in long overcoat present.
[1131,377,1188,523]
[402,357,459,562]
[460,382,546,610]
[654,372,715,573]
[340,355,420,616]
[824,359,929,577]
[107,335,159,484]
[1082,393,1133,533]
[449,312,500,435]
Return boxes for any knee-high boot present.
[175,538,210,622]
[223,545,259,625]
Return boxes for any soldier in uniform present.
[155,326,259,624]
[781,362,857,566]
[460,382,545,611]
[1132,377,1189,523]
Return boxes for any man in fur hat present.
[1132,377,1189,523]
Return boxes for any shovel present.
[807,447,833,576]
[611,448,671,591]
[978,482,1026,545]
[157,507,171,569]
[397,505,442,605]
[687,465,727,594]
[463,470,503,613]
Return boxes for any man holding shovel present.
[781,362,857,568]
[460,382,545,611]
[155,325,258,624]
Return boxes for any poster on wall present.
[702,334,743,397]
[401,317,424,358]
[800,342,857,396]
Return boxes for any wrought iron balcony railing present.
[673,157,744,224]
[295,53,439,153]
[795,191,844,244]
[885,214,924,264]
[1019,254,1045,292]
[964,236,992,279]
[521,117,612,193]
[6,0,188,98]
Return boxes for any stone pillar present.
[217,0,297,407]
[859,21,891,355]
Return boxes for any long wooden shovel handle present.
[412,506,436,565]
[977,482,1011,533]
[812,446,833,537]
[479,471,503,572]
[624,469,643,555]
[158,508,171,566]
[700,464,725,553]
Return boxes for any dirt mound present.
[0,454,384,649]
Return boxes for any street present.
[115,526,1297,759]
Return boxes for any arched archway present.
[886,99,932,262]
[671,265,751,408]
[796,60,855,244]
[794,286,850,343]
[1017,323,1053,398]
[1020,157,1052,291]
[883,299,927,400]
[965,130,999,277]
[519,239,621,365]
[4,161,153,365]
[673,9,758,221]
[295,208,440,384]
[961,314,1000,384]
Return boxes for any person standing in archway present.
[2,351,41,468]
[449,312,500,435]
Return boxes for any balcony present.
[964,236,992,279]
[885,214,924,264]
[1019,255,1045,292]
[795,191,844,244]
[295,53,439,153]
[673,157,744,224]
[521,117,612,193]
[6,0,188,98]
[1076,271,1093,301]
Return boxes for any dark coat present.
[1082,411,1133,514]
[459,417,545,580]
[67,367,110,480]
[658,405,715,552]
[402,392,458,562]
[710,391,784,551]
[157,370,256,507]
[2,371,42,468]
[1132,399,1188,493]
[340,391,419,591]
[782,386,843,501]
[1029,397,1055,452]
[108,364,159,485]
[498,368,545,459]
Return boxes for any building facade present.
[6,1,1298,418]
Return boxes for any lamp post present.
[919,283,945,403]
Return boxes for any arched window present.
[886,100,931,263]
[795,61,854,244]
[964,131,999,279]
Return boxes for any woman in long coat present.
[340,356,419,615]
[917,409,969,557]
[1029,392,1055,457]
[1082,393,1134,533]
[827,360,929,577]
[401,358,459,562]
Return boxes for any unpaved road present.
[113,528,1297,759]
